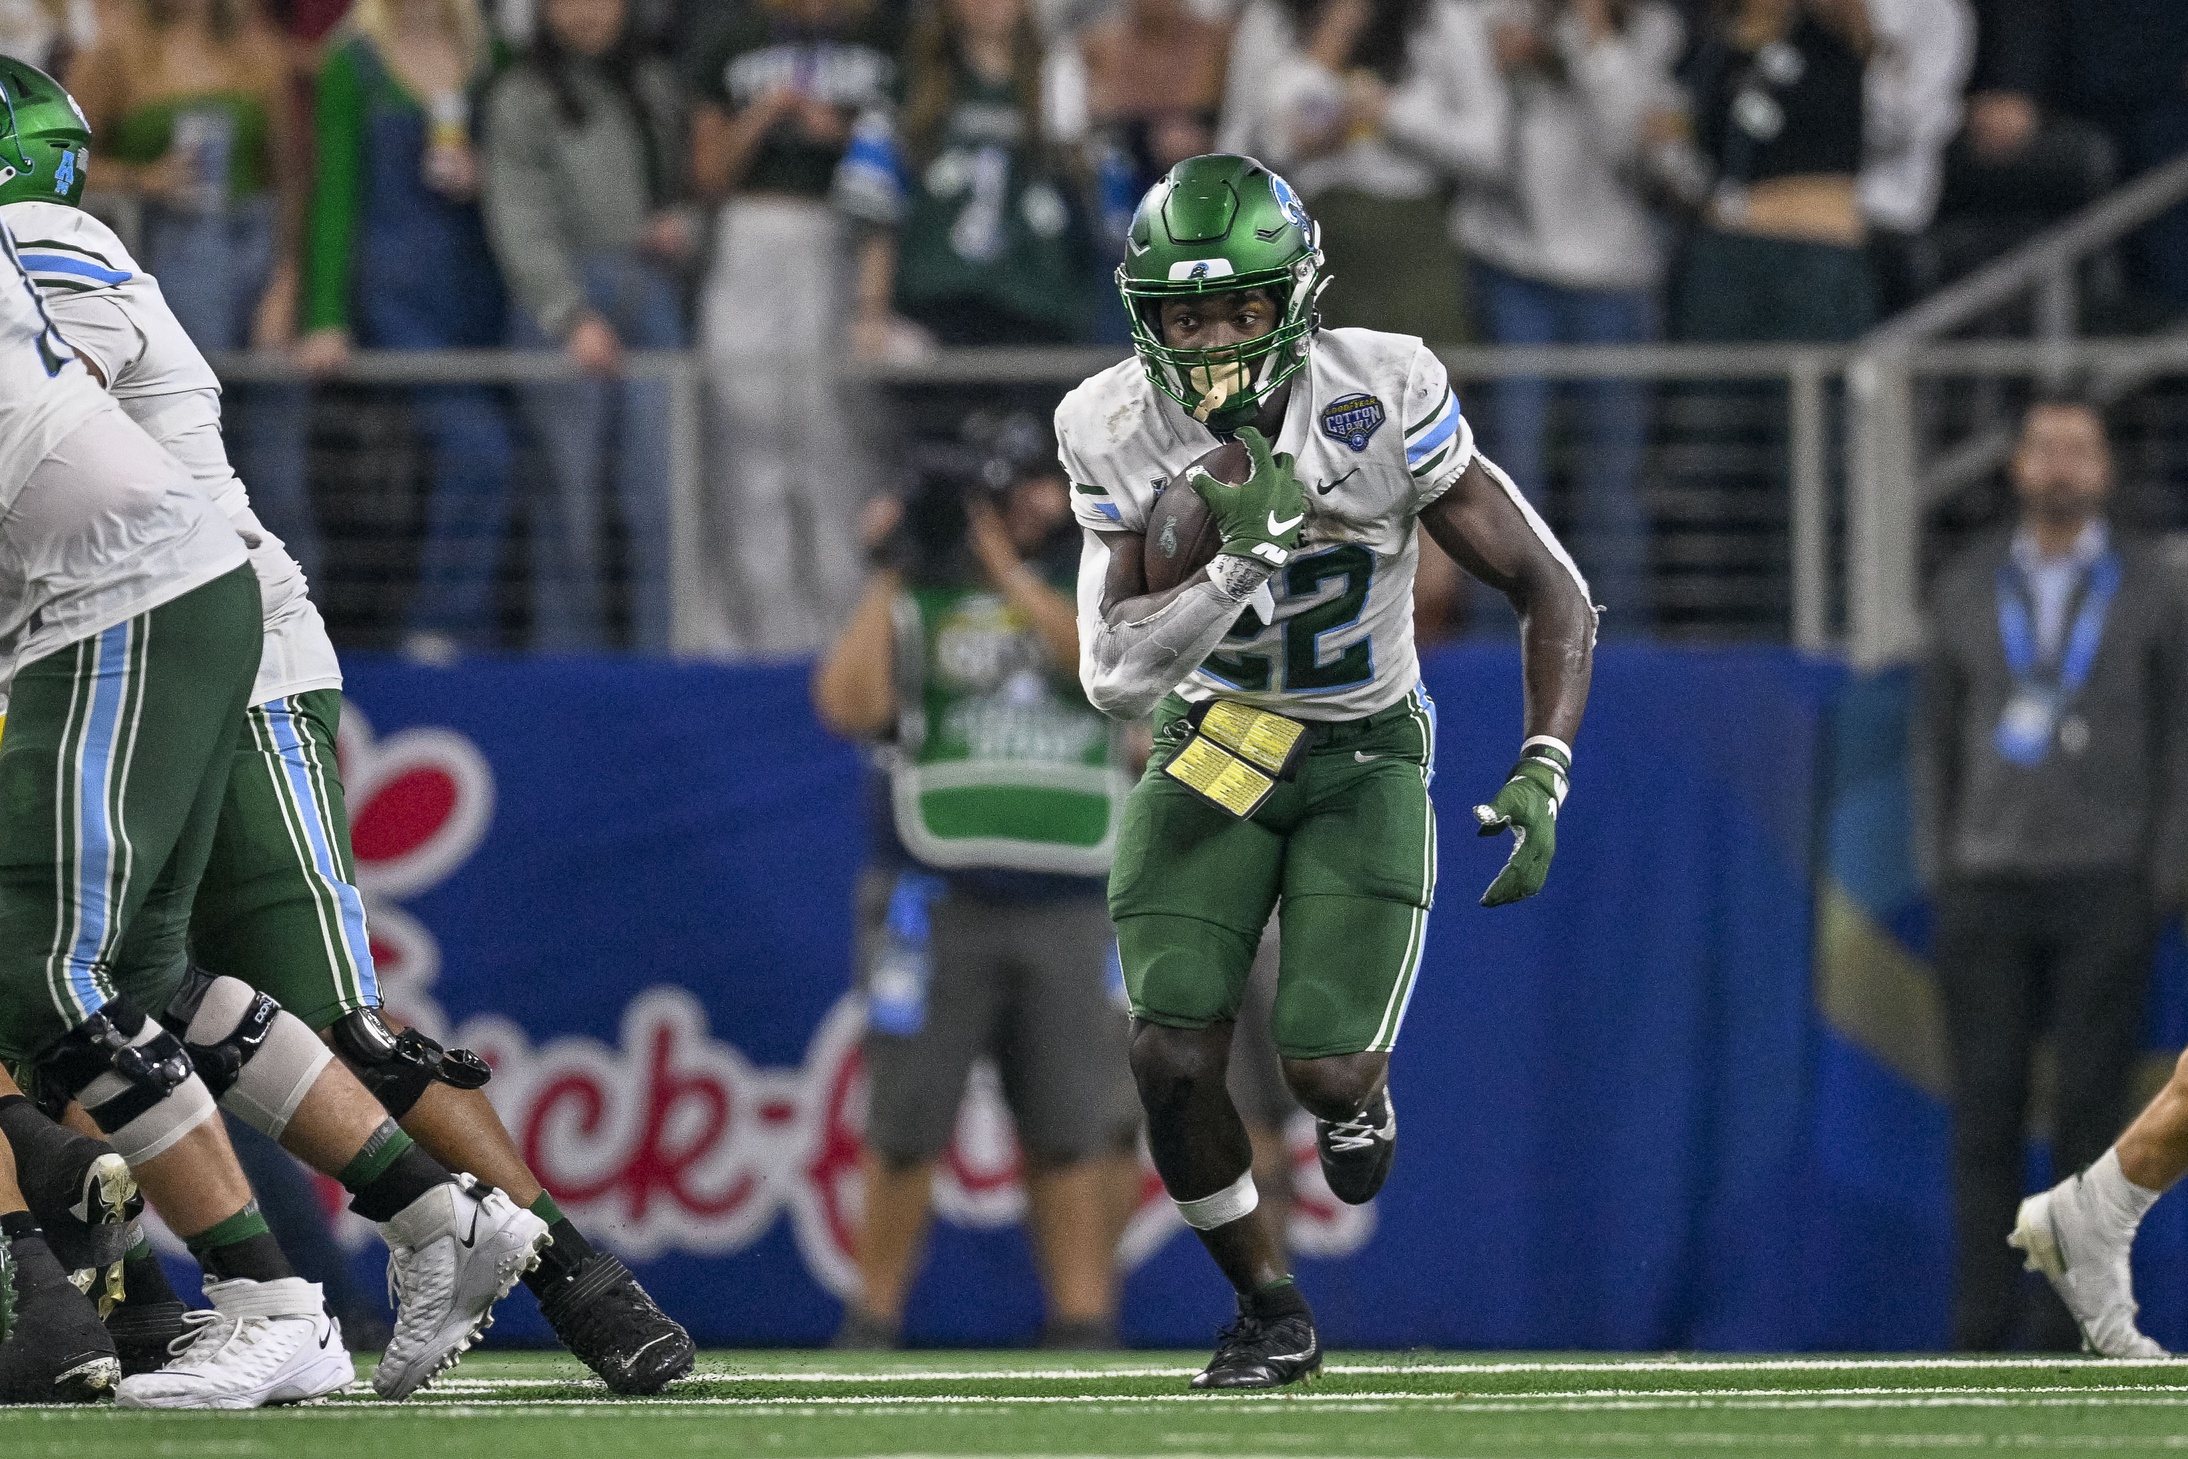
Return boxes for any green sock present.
[185,1204,270,1255]
[529,1191,565,1225]
[336,1119,414,1191]
[185,1202,292,1283]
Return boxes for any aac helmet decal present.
[1320,393,1387,453]
[1268,170,1311,236]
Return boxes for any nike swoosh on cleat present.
[459,1203,483,1250]
[1267,511,1304,535]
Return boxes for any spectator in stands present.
[1458,0,1686,635]
[1047,0,1228,199]
[67,0,320,582]
[837,0,1094,349]
[2048,1,2188,314]
[1914,395,2188,1350]
[1216,0,1479,340]
[483,0,692,651]
[296,0,514,659]
[1934,0,2115,298]
[812,426,1141,1350]
[1674,0,1874,343]
[1044,0,1228,341]
[687,0,897,656]
[0,0,89,72]
[1859,0,1973,314]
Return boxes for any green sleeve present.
[303,43,369,334]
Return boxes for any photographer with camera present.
[812,415,1142,1349]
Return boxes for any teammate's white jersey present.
[0,221,108,507]
[2,201,340,705]
[1063,327,1548,720]
[0,220,244,683]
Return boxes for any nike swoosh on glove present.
[1472,740,1570,907]
[1190,426,1306,569]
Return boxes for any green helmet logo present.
[0,57,92,209]
[1117,154,1327,432]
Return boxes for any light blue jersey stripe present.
[62,623,132,1013]
[1416,681,1437,787]
[18,253,130,286]
[1405,398,1461,467]
[262,703,377,1000]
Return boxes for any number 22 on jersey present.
[1203,543,1376,695]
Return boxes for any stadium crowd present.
[0,0,2181,654]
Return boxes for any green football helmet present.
[0,57,90,208]
[1117,154,1327,433]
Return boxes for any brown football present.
[1142,440,1250,594]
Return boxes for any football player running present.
[1059,155,1595,1388]
[0,58,693,1396]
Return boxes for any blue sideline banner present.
[265,644,1874,1351]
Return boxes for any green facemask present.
[1116,154,1329,433]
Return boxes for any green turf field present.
[2,1350,2183,1458]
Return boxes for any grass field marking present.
[1322,1357,2183,1376]
[640,1357,2181,1384]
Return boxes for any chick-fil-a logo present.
[330,701,1374,1284]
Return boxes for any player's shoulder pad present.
[0,201,139,293]
[1055,357,1163,530]
[1054,356,1155,460]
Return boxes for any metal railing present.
[1846,151,2188,666]
[205,348,709,653]
[204,336,2180,659]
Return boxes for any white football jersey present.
[3,201,341,705]
[1060,327,1497,720]
[0,220,109,509]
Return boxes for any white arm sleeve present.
[1077,531,1274,721]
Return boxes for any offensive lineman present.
[1059,156,1595,1387]
[0,58,694,1395]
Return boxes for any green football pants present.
[190,689,379,1032]
[1109,687,1438,1060]
[0,565,262,1061]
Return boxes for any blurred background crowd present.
[10,0,2186,657]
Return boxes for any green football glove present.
[1190,426,1306,571]
[1473,738,1571,907]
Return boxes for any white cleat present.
[115,1276,353,1409]
[2011,1176,2169,1359]
[373,1175,549,1400]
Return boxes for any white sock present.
[2082,1147,2163,1238]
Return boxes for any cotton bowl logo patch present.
[1320,393,1385,452]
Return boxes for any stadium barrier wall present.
[262,644,2187,1350]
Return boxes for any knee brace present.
[35,998,215,1165]
[160,969,333,1142]
[329,1008,489,1120]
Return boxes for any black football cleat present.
[1191,1304,1322,1390]
[537,1252,695,1395]
[21,1136,140,1280]
[0,1232,120,1403]
[1315,1088,1396,1206]
[103,1298,189,1378]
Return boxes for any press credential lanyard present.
[1992,550,2120,767]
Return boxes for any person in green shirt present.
[836,0,1094,350]
[66,0,319,583]
[812,419,1141,1349]
[293,0,515,656]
